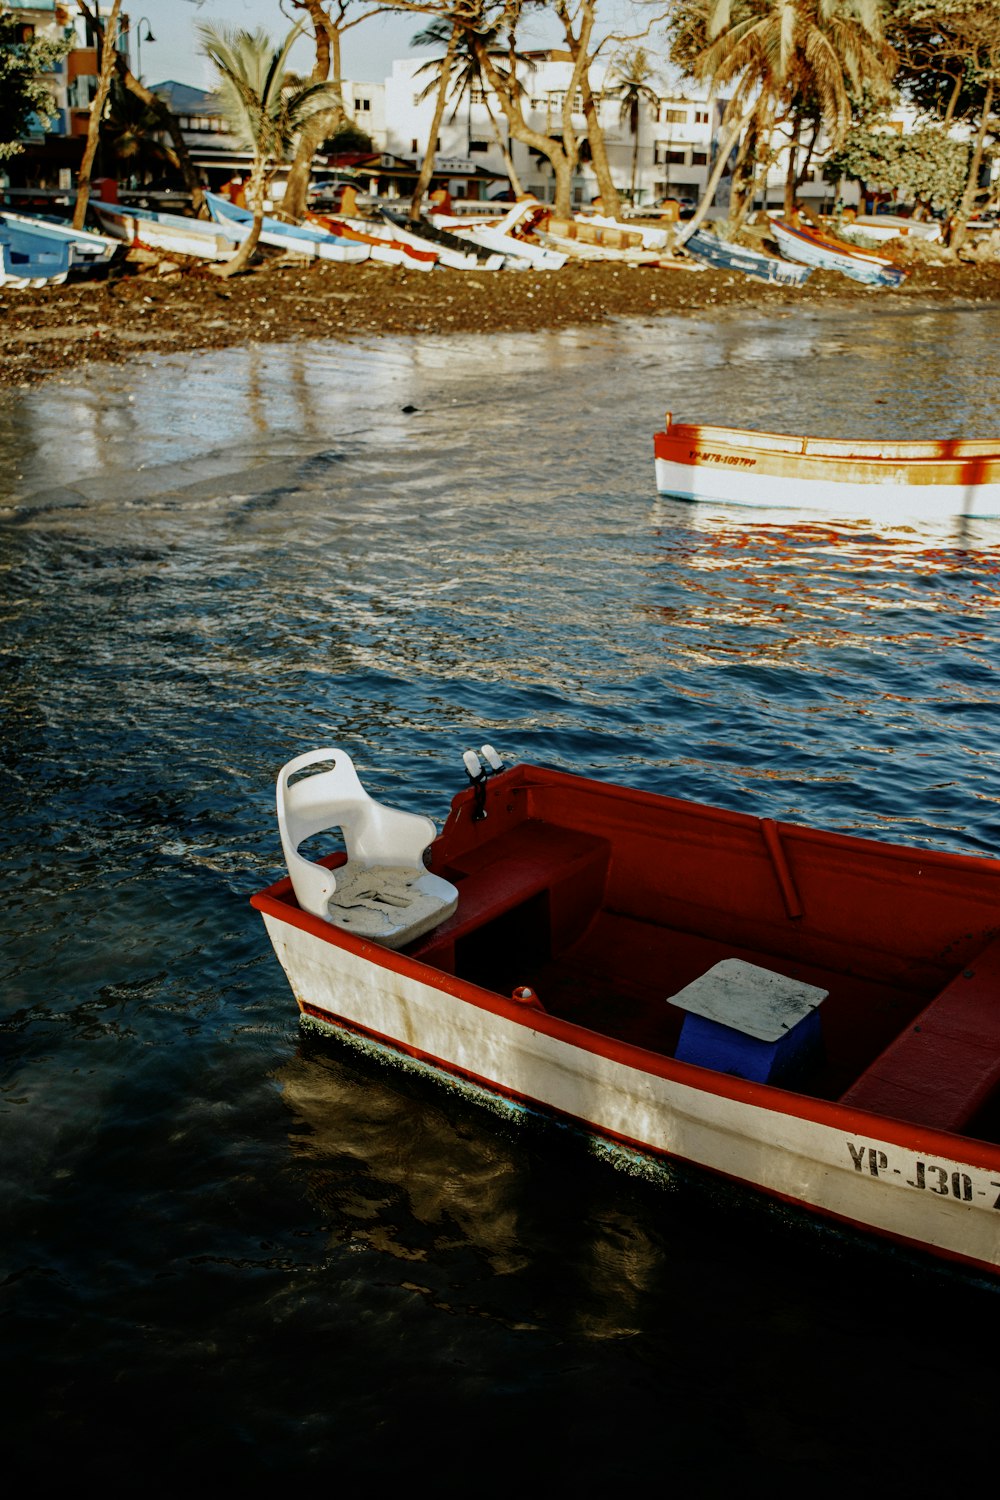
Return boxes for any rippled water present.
[4,304,1000,1483]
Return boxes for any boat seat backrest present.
[275,747,458,948]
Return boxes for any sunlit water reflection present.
[4,303,1000,1483]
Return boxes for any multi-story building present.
[0,0,122,191]
[352,54,941,216]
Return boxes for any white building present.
[342,53,731,212]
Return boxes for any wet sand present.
[3,241,999,388]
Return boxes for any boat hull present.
[93,201,241,261]
[770,219,906,287]
[654,418,1000,518]
[680,228,812,284]
[205,193,370,263]
[253,754,1000,1277]
[256,895,1000,1276]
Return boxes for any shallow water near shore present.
[4,303,1000,1483]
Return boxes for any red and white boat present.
[252,744,1000,1278]
[654,415,1000,518]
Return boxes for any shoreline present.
[3,246,1000,389]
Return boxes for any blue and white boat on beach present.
[0,210,118,269]
[770,218,907,287]
[204,192,370,264]
[92,199,244,261]
[679,226,812,285]
[0,219,71,288]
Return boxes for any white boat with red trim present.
[252,743,1000,1278]
[654,414,1000,518]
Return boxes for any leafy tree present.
[669,0,897,236]
[607,45,662,204]
[199,20,343,274]
[321,122,374,153]
[824,114,971,213]
[408,10,463,213]
[102,74,177,186]
[0,13,70,160]
[885,0,1000,248]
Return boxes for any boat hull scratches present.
[261,906,1000,1276]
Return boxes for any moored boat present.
[770,217,907,287]
[679,226,812,284]
[252,743,1000,1278]
[653,414,1000,518]
[429,204,568,270]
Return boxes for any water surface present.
[4,303,1000,1483]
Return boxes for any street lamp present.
[134,17,155,81]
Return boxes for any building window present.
[655,145,686,165]
[354,97,371,112]
[411,138,419,153]
[662,107,686,124]
[694,109,709,124]
[469,139,489,153]
[691,150,707,165]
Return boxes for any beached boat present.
[0,210,118,269]
[848,213,942,244]
[252,744,1000,1278]
[530,211,668,265]
[770,218,907,287]
[678,226,812,284]
[380,208,504,271]
[204,192,370,263]
[429,205,568,270]
[92,199,244,261]
[653,414,1000,518]
[305,210,438,270]
[0,220,71,287]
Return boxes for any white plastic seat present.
[276,747,459,949]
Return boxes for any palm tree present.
[676,0,896,240]
[607,47,662,207]
[198,20,342,274]
[411,9,529,199]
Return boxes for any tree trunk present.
[281,1,346,222]
[783,115,801,219]
[676,107,756,245]
[630,106,640,205]
[73,0,122,230]
[553,0,621,219]
[212,160,268,277]
[725,116,759,230]
[484,99,525,197]
[948,79,994,255]
[410,30,459,217]
[472,40,578,216]
[75,0,206,214]
[578,72,621,218]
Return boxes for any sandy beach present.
[3,238,1000,389]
